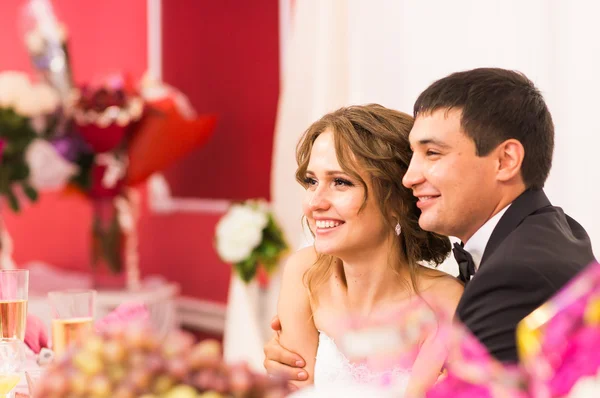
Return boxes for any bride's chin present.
[314,243,340,256]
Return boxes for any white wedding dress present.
[291,331,411,397]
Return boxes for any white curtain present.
[272,0,600,263]
[227,0,600,371]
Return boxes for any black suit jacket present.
[455,189,596,363]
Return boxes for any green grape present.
[162,331,194,358]
[73,350,104,376]
[89,374,112,398]
[103,340,127,363]
[83,335,105,356]
[198,392,225,398]
[163,384,198,398]
[107,364,127,383]
[152,374,175,394]
[188,340,222,370]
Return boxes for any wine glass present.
[0,269,29,341]
[0,338,22,398]
[48,289,96,356]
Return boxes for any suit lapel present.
[480,189,552,266]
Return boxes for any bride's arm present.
[277,247,319,388]
[406,277,463,396]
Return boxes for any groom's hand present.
[263,315,308,386]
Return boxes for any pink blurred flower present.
[94,302,149,333]
[24,314,49,354]
[519,262,600,397]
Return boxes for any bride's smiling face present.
[302,130,391,257]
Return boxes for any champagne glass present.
[48,289,96,356]
[0,338,22,398]
[0,270,29,341]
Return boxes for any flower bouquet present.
[517,261,600,398]
[3,0,217,286]
[0,71,65,212]
[215,200,287,284]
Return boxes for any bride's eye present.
[334,178,353,187]
[303,176,317,186]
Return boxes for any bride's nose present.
[308,187,331,211]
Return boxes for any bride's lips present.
[313,218,345,235]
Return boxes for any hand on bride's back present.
[263,315,308,388]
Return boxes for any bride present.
[274,104,463,396]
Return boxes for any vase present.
[90,189,142,291]
[222,269,282,373]
[90,197,126,290]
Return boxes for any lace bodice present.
[313,331,410,395]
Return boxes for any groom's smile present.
[415,195,440,210]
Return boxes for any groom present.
[263,68,596,381]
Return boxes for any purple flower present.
[50,134,91,162]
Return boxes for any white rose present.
[32,83,60,114]
[25,139,79,191]
[13,86,41,117]
[0,71,32,109]
[246,198,270,214]
[215,204,269,263]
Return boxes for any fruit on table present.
[34,323,290,398]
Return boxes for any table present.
[26,262,180,338]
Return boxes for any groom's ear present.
[495,139,525,183]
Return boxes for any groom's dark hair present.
[413,67,554,190]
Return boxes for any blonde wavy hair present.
[296,104,451,301]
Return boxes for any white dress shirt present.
[463,205,511,270]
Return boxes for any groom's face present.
[403,109,499,242]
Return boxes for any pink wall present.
[161,0,280,201]
[0,0,279,303]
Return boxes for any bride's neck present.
[339,246,410,315]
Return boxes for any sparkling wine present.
[0,300,27,341]
[0,374,20,395]
[52,317,94,355]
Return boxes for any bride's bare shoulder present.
[283,246,319,275]
[418,269,464,317]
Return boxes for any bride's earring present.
[395,222,401,236]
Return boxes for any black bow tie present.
[452,242,476,284]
